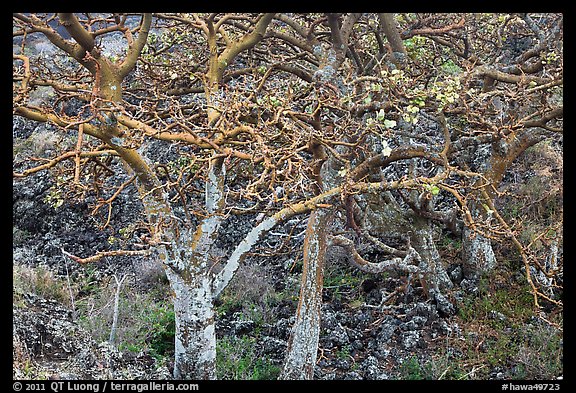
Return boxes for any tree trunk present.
[362,193,454,314]
[410,216,454,315]
[165,267,217,380]
[461,210,497,279]
[378,13,407,68]
[280,208,332,380]
[411,215,453,291]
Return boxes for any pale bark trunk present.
[411,216,453,291]
[280,208,332,380]
[109,274,128,345]
[462,226,497,277]
[165,267,217,380]
[410,217,454,315]
[461,208,497,279]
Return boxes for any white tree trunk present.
[411,219,454,315]
[109,274,128,345]
[462,215,497,279]
[280,208,331,380]
[411,219,453,291]
[165,267,217,380]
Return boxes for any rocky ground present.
[13,19,564,381]
[13,148,563,381]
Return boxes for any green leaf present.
[482,203,494,215]
[407,105,419,114]
[371,83,382,92]
[383,119,397,128]
[381,140,392,157]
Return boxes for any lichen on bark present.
[280,207,332,380]
[165,267,217,380]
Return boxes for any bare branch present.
[58,13,96,54]
[61,247,151,264]
[119,13,152,78]
[331,235,421,274]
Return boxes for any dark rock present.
[318,371,336,380]
[448,264,463,283]
[14,294,78,358]
[377,315,400,343]
[347,327,363,342]
[230,319,255,335]
[361,278,377,293]
[361,355,385,380]
[325,323,349,347]
[13,293,170,379]
[351,310,372,329]
[342,371,362,380]
[333,358,351,370]
[401,316,427,331]
[434,291,455,316]
[351,339,364,351]
[461,278,479,294]
[406,302,439,321]
[260,317,292,340]
[400,330,424,350]
[259,336,287,358]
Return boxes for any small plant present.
[323,262,370,306]
[216,335,280,380]
[77,278,175,359]
[453,267,562,379]
[145,304,176,358]
[399,356,433,380]
[336,344,352,360]
[44,184,65,209]
[485,334,515,367]
[216,263,280,326]
[440,58,462,75]
[511,322,563,379]
[13,264,73,306]
[428,349,470,380]
[13,333,37,379]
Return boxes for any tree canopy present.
[13,13,563,379]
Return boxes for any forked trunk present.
[164,267,216,380]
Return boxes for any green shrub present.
[216,336,280,380]
[399,356,433,380]
[145,304,176,358]
[77,277,175,360]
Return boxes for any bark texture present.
[279,208,332,380]
[362,192,454,314]
[165,268,217,380]
[462,218,497,278]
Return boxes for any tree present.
[13,13,562,379]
